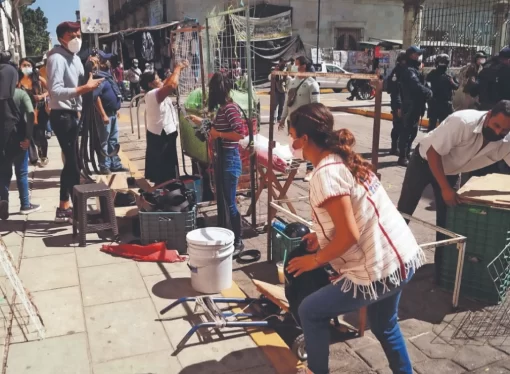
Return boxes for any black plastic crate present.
[271,226,302,263]
[140,206,197,254]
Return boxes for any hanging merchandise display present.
[141,32,155,61]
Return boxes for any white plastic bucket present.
[187,228,235,294]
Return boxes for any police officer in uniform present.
[386,52,406,155]
[476,47,510,111]
[398,46,433,167]
[426,54,459,132]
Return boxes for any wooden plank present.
[221,282,305,373]
[253,280,289,311]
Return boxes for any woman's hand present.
[286,254,320,277]
[209,127,221,140]
[187,114,203,125]
[303,232,319,253]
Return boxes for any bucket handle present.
[187,261,217,273]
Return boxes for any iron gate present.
[420,0,510,66]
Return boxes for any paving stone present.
[93,350,182,374]
[29,286,85,339]
[0,232,23,248]
[470,359,510,373]
[79,262,148,306]
[6,333,90,374]
[329,342,372,372]
[489,337,510,355]
[0,246,21,275]
[409,332,456,359]
[344,332,378,350]
[21,236,74,258]
[75,243,129,268]
[398,318,433,339]
[356,339,427,370]
[19,253,79,292]
[414,359,465,374]
[84,298,171,364]
[136,259,189,277]
[452,343,507,370]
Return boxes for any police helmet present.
[475,50,487,59]
[435,54,450,66]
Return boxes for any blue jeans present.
[221,147,242,243]
[299,268,414,374]
[0,151,30,208]
[46,120,52,133]
[98,115,122,170]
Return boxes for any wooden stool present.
[72,182,119,247]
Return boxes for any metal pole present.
[94,34,99,49]
[205,18,211,77]
[245,3,257,228]
[266,74,277,262]
[198,28,207,112]
[316,0,321,63]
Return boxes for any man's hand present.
[187,114,203,125]
[396,109,402,118]
[209,128,221,140]
[177,60,190,70]
[86,73,104,91]
[20,139,30,150]
[302,232,319,253]
[102,115,110,125]
[442,186,461,207]
[278,119,286,131]
[33,94,43,102]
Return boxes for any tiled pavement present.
[1,95,510,373]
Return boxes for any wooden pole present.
[371,79,383,177]
[198,28,207,112]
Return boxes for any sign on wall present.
[79,0,110,34]
[149,0,164,26]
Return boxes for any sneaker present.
[397,157,409,167]
[233,240,245,259]
[111,166,129,173]
[346,96,354,101]
[0,201,9,220]
[39,157,49,167]
[20,204,41,215]
[304,172,313,182]
[99,168,112,175]
[55,207,73,223]
[45,131,52,139]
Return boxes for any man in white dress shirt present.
[397,100,510,279]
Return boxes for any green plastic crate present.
[439,204,510,303]
[271,226,302,263]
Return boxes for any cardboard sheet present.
[458,173,510,207]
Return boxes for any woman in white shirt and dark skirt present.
[286,103,424,374]
[140,61,189,185]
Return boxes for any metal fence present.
[420,0,510,66]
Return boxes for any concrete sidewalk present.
[0,140,277,374]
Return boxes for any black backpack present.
[0,97,25,163]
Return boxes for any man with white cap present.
[128,59,142,106]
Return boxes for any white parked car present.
[312,63,353,92]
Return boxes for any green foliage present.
[21,6,50,56]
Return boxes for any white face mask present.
[290,65,299,73]
[67,37,82,54]
[22,67,32,76]
[478,58,486,65]
[289,136,304,160]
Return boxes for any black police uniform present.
[399,60,432,163]
[387,64,405,154]
[426,67,459,132]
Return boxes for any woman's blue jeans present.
[299,268,414,374]
[221,147,242,243]
[0,151,30,208]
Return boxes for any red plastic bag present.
[101,242,186,263]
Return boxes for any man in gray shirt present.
[47,21,104,223]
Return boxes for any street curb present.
[344,108,430,127]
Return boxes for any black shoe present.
[390,143,399,156]
[0,201,9,220]
[397,157,409,167]
[347,96,354,101]
[111,166,129,173]
[20,204,41,215]
[99,168,112,175]
[55,207,73,224]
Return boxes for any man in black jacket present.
[398,46,433,167]
[387,52,406,155]
[426,54,459,132]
